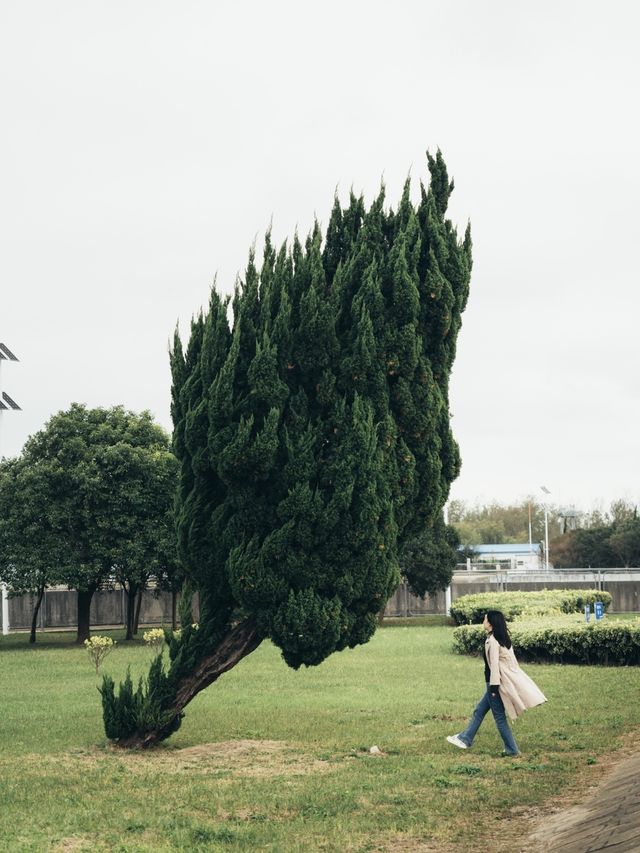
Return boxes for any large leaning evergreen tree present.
[101,151,472,747]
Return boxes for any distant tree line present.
[551,501,640,568]
[449,498,640,568]
[448,498,562,552]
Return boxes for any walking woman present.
[446,610,546,756]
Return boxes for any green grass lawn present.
[1,619,639,852]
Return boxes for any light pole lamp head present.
[0,344,19,361]
[2,392,21,411]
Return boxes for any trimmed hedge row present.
[449,589,612,626]
[452,615,640,665]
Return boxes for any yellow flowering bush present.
[143,628,166,651]
[84,635,116,673]
[171,624,198,642]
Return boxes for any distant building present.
[464,543,543,571]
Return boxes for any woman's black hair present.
[486,610,512,648]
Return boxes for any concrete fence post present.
[444,585,452,616]
[2,583,9,635]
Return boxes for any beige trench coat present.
[486,634,547,721]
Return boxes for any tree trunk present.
[133,586,144,635]
[116,618,262,749]
[29,584,46,644]
[171,589,178,631]
[124,583,137,641]
[76,586,97,643]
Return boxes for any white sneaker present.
[446,734,469,750]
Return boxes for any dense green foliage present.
[0,405,178,642]
[452,615,640,665]
[400,515,460,597]
[101,656,182,741]
[0,457,68,641]
[173,150,471,665]
[102,151,472,744]
[449,589,612,625]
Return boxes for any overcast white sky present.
[1,1,638,513]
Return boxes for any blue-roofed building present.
[466,543,543,570]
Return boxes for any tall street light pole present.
[540,486,551,571]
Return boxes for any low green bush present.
[449,589,612,625]
[452,614,640,665]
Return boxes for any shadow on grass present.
[0,616,454,653]
[381,615,455,628]
[0,628,146,652]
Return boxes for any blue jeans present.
[458,685,520,755]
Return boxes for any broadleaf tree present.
[3,405,178,642]
[108,441,180,640]
[0,457,66,643]
[101,150,472,748]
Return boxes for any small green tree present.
[400,515,460,598]
[102,151,472,748]
[608,500,638,526]
[551,527,618,568]
[607,517,640,567]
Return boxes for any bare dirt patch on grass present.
[17,739,341,784]
[51,837,93,852]
[52,738,341,780]
[157,738,339,778]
